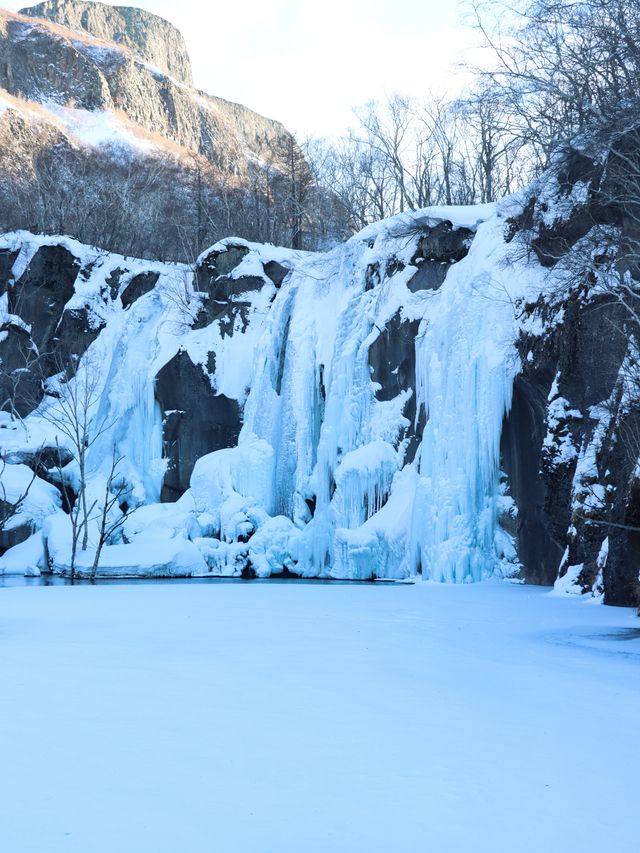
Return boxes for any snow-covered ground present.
[0,581,637,853]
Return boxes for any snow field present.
[0,580,637,853]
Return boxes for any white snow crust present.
[0,580,637,853]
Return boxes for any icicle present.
[411,223,521,582]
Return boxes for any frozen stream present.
[0,580,637,852]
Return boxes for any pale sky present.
[4,0,480,137]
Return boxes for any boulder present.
[120,271,159,309]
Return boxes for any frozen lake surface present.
[0,580,638,852]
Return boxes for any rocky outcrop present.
[155,350,242,502]
[368,312,421,462]
[8,244,79,353]
[120,271,159,309]
[497,145,640,605]
[193,241,284,330]
[21,1,194,86]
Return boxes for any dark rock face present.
[406,261,449,293]
[0,513,33,552]
[192,275,264,333]
[21,1,194,86]
[0,322,43,416]
[5,443,74,474]
[54,306,105,361]
[501,292,638,600]
[8,244,79,354]
[368,311,422,461]
[194,245,274,332]
[0,245,81,414]
[501,375,561,584]
[413,222,474,263]
[120,271,159,308]
[155,350,242,501]
[263,260,289,287]
[196,245,250,289]
[406,221,472,294]
[499,144,640,605]
[0,249,19,290]
[104,267,125,300]
[0,243,88,416]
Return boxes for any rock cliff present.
[1,5,290,174]
[21,0,194,86]
[0,4,332,260]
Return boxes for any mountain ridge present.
[0,3,336,259]
[20,0,194,85]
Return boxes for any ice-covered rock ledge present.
[0,197,555,585]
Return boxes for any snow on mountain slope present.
[0,196,554,583]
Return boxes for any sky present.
[5,0,481,138]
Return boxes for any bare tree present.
[90,446,133,581]
[41,354,111,579]
[469,0,640,167]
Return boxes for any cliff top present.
[19,0,193,85]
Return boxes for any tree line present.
[0,118,348,261]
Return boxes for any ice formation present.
[0,202,548,581]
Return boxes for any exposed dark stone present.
[0,249,19,292]
[120,272,160,309]
[192,275,266,331]
[502,287,640,603]
[365,262,381,292]
[3,446,73,496]
[412,222,473,264]
[104,267,126,300]
[406,261,449,292]
[368,310,421,458]
[8,245,80,354]
[55,307,105,362]
[501,375,562,584]
[608,473,640,606]
[557,151,600,193]
[591,406,640,606]
[263,260,289,287]
[555,296,628,411]
[196,245,250,291]
[211,275,264,301]
[192,297,229,330]
[0,323,43,416]
[5,444,74,474]
[531,206,600,268]
[0,514,34,553]
[155,349,242,501]
[385,258,405,278]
